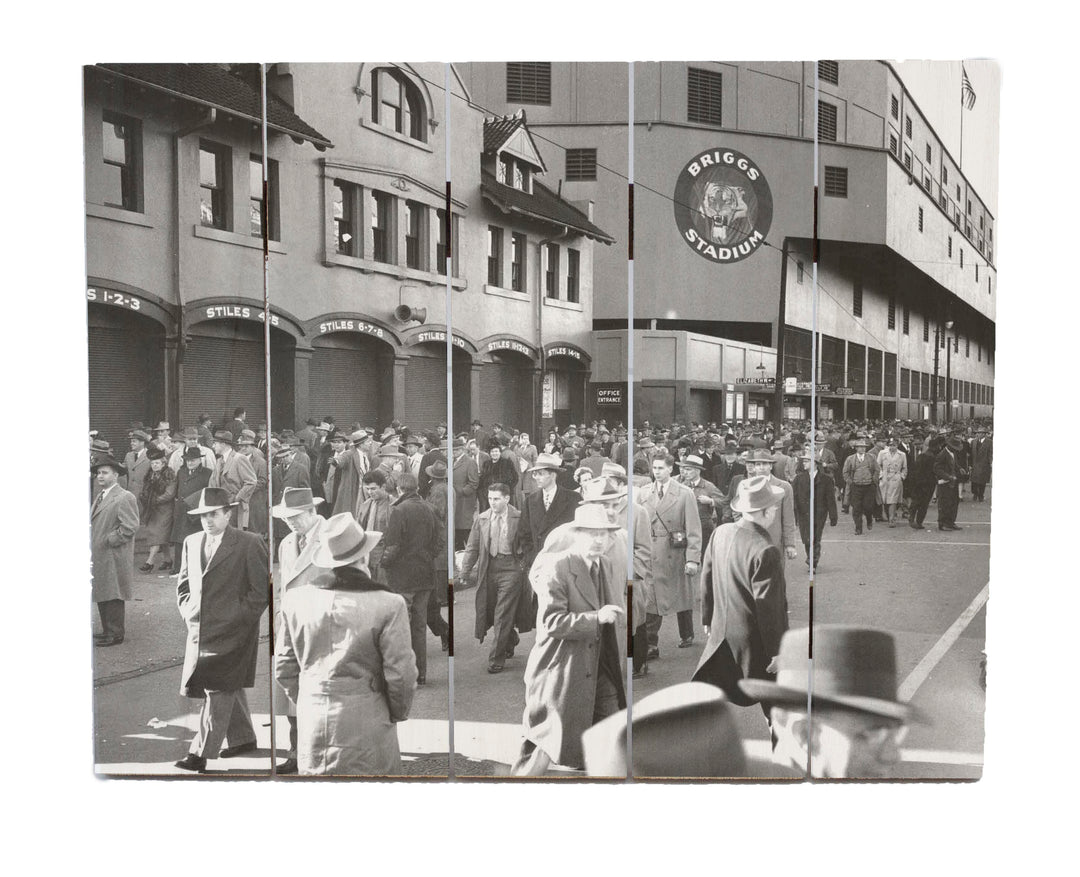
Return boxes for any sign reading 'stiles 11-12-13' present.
[673,147,773,264]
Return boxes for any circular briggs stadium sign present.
[673,147,773,264]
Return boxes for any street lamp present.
[944,320,955,424]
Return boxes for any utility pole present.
[773,237,789,435]
[931,323,940,425]
[945,326,953,424]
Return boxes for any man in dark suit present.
[416,432,446,498]
[209,430,258,529]
[933,435,965,531]
[380,473,438,685]
[174,488,269,772]
[791,452,838,568]
[907,436,941,530]
[693,476,788,712]
[517,452,581,575]
[711,441,746,516]
[91,454,141,646]
[225,407,247,441]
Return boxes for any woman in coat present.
[140,446,177,571]
[876,438,908,527]
[274,513,417,776]
[169,447,212,573]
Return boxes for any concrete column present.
[293,347,314,424]
[163,335,180,428]
[392,354,410,422]
[470,362,483,424]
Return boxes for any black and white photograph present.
[82,57,997,781]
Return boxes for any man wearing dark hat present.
[677,454,725,554]
[197,414,214,448]
[124,429,152,509]
[271,441,311,548]
[169,426,215,472]
[694,476,788,709]
[511,504,626,776]
[325,430,369,519]
[740,626,924,778]
[174,488,269,772]
[423,459,451,651]
[970,427,992,502]
[934,435,966,531]
[271,486,327,773]
[237,429,269,538]
[170,445,213,573]
[91,455,140,647]
[841,438,879,535]
[452,438,481,550]
[226,407,247,441]
[209,430,258,530]
[416,432,446,499]
[294,417,317,450]
[711,440,747,513]
[380,473,439,685]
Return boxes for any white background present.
[3,3,1073,871]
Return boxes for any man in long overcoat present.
[174,488,269,772]
[933,436,965,531]
[91,455,140,646]
[208,430,257,529]
[970,428,992,501]
[452,439,480,550]
[636,454,702,655]
[517,452,582,573]
[693,476,788,710]
[511,504,626,775]
[380,473,438,684]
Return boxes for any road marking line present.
[742,740,982,766]
[897,582,989,702]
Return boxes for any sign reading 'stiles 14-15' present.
[673,148,773,264]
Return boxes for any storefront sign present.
[317,318,387,340]
[596,386,624,406]
[835,386,854,396]
[486,339,533,357]
[784,376,798,394]
[87,286,143,312]
[738,377,775,386]
[541,373,554,418]
[411,330,469,350]
[546,346,582,360]
[201,304,280,326]
[673,147,773,264]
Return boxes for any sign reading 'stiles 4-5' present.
[673,148,773,263]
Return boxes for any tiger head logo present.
[701,182,749,244]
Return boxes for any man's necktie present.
[657,484,664,501]
[490,514,502,554]
[297,533,307,553]
[91,491,103,514]
[543,492,551,511]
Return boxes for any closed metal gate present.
[479,357,532,434]
[402,352,446,431]
[181,333,266,430]
[688,388,720,424]
[87,320,165,449]
[308,341,382,427]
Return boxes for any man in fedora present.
[694,475,788,712]
[237,429,269,538]
[518,452,581,576]
[460,481,526,674]
[452,437,481,551]
[124,429,152,508]
[174,488,269,772]
[417,432,446,498]
[226,407,247,441]
[91,454,140,647]
[676,454,725,554]
[740,626,925,779]
[423,459,451,651]
[970,427,992,502]
[731,448,798,560]
[511,504,626,776]
[934,435,966,531]
[168,426,215,472]
[209,430,258,530]
[326,429,369,519]
[841,437,879,535]
[271,486,326,773]
[582,682,798,779]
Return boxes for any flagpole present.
[959,66,964,170]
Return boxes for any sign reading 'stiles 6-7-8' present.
[673,148,773,264]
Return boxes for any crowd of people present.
[89,407,991,777]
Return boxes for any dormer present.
[482,109,547,195]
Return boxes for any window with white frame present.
[487,226,503,286]
[567,248,580,303]
[405,200,426,270]
[333,181,359,256]
[436,207,458,278]
[370,189,393,264]
[545,243,560,299]
[249,155,279,240]
[511,232,527,292]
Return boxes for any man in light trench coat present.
[90,454,140,646]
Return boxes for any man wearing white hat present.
[517,452,581,573]
[511,504,626,776]
[694,476,788,711]
[174,488,269,772]
[740,625,926,778]
[271,487,326,773]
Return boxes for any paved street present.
[94,488,988,779]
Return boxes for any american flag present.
[961,65,977,110]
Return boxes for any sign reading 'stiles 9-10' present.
[673,148,773,264]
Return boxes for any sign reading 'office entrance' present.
[673,147,773,264]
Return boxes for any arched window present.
[371,68,426,142]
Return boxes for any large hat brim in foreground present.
[187,499,238,515]
[737,679,927,724]
[312,530,383,568]
[271,496,325,519]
